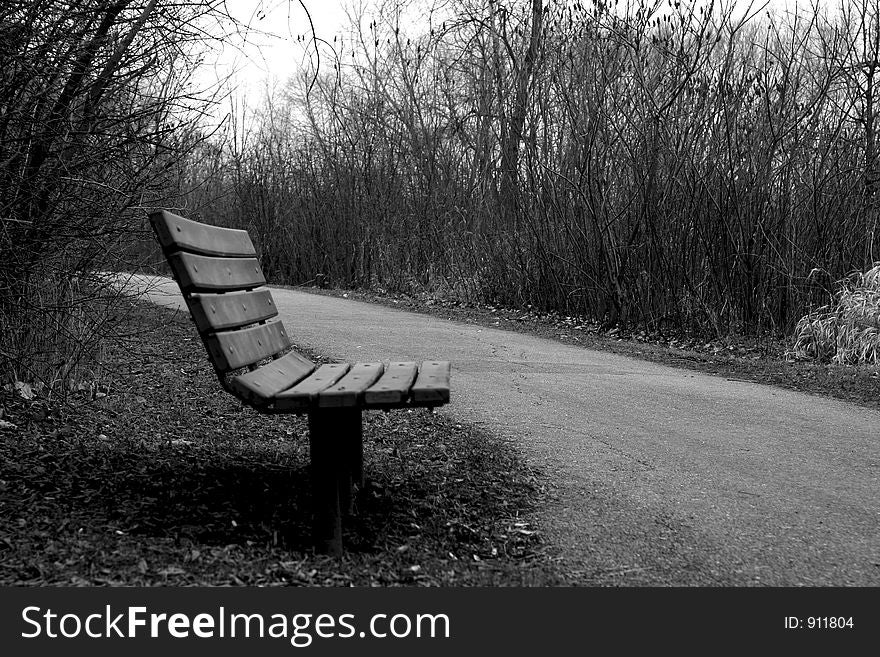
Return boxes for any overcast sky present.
[207,0,810,95]
[207,0,350,89]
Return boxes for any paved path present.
[135,275,880,585]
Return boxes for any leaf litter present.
[0,300,561,586]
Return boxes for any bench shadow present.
[98,453,314,551]
[88,447,408,554]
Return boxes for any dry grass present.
[789,264,880,365]
[0,270,132,394]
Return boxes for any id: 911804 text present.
[784,616,854,629]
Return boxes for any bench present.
[148,210,451,556]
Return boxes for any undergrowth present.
[790,264,880,365]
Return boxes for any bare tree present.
[183,0,880,339]
[0,0,240,390]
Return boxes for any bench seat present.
[231,357,451,410]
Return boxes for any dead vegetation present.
[790,264,880,366]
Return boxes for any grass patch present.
[0,300,558,586]
[0,270,133,393]
[790,264,880,365]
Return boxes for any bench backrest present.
[149,210,306,383]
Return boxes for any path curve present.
[135,275,880,585]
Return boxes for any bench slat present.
[150,210,256,257]
[231,350,316,404]
[317,363,385,408]
[169,252,266,292]
[205,319,291,371]
[410,360,451,405]
[274,363,352,411]
[188,288,278,332]
[363,361,418,406]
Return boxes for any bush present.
[789,264,880,365]
[0,1,237,395]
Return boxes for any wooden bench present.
[148,209,451,555]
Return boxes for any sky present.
[211,0,810,92]
[207,0,352,91]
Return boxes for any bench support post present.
[307,411,344,556]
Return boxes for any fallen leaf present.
[158,566,186,576]
[14,381,34,400]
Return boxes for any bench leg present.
[308,411,344,556]
[307,408,364,555]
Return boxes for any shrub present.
[789,264,880,365]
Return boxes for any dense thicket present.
[191,0,880,337]
[0,0,233,388]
